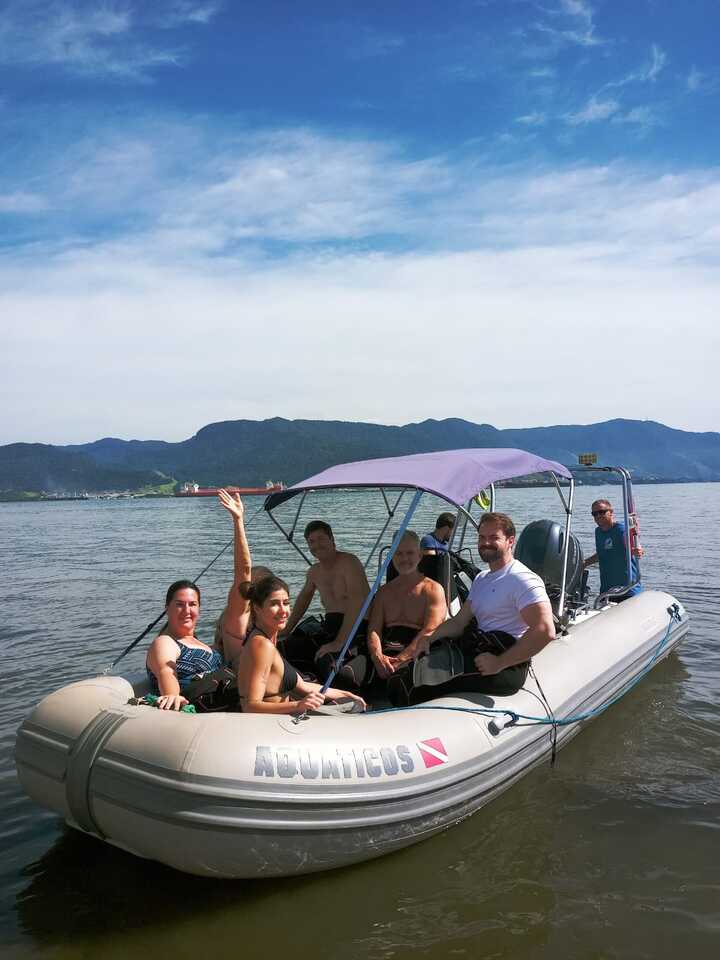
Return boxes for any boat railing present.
[573,464,642,605]
[593,583,638,609]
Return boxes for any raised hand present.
[218,488,245,522]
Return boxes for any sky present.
[2,0,719,445]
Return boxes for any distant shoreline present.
[1,476,717,503]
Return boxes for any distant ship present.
[174,480,284,498]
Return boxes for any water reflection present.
[4,485,720,960]
[15,787,564,960]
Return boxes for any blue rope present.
[368,604,683,730]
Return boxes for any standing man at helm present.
[583,499,643,600]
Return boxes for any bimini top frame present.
[263,448,573,696]
[265,448,572,513]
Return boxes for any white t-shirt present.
[468,558,549,639]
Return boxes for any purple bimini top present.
[265,448,571,510]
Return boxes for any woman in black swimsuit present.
[237,576,366,715]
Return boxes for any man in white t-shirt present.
[417,512,555,683]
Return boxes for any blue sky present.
[2,0,719,444]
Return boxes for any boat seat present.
[386,551,450,586]
[514,519,585,613]
[385,550,471,605]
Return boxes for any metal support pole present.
[319,489,424,694]
[288,490,308,543]
[364,489,406,569]
[555,475,574,619]
[266,509,313,566]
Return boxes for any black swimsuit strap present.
[243,627,298,697]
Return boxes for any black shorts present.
[281,614,368,674]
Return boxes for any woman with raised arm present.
[215,488,272,668]
[146,580,223,711]
[237,575,366,715]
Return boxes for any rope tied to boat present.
[102,502,267,674]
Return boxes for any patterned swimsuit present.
[147,638,223,692]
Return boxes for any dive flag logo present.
[418,737,448,768]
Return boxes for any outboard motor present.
[515,519,584,610]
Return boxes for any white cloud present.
[559,45,666,135]
[3,123,720,442]
[154,2,220,27]
[604,43,668,91]
[442,62,482,82]
[0,191,47,212]
[516,111,547,126]
[6,125,455,248]
[5,122,720,264]
[0,1,213,79]
[351,30,405,58]
[685,66,718,94]
[687,66,703,91]
[644,44,667,82]
[565,96,619,124]
[531,0,604,51]
[3,240,717,444]
[614,105,657,129]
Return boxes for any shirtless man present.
[281,520,371,670]
[367,531,447,680]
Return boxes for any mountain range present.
[2,417,719,496]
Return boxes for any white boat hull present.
[15,590,688,877]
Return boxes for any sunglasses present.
[591,509,610,517]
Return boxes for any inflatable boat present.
[15,449,689,878]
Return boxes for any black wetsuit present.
[282,612,368,681]
[407,627,528,705]
[380,625,421,706]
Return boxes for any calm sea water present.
[2,483,718,959]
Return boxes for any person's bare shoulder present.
[422,577,446,600]
[152,631,179,650]
[379,576,404,597]
[338,551,370,586]
[246,629,272,656]
[338,550,364,569]
[374,580,391,600]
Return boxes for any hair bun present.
[242,575,289,608]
